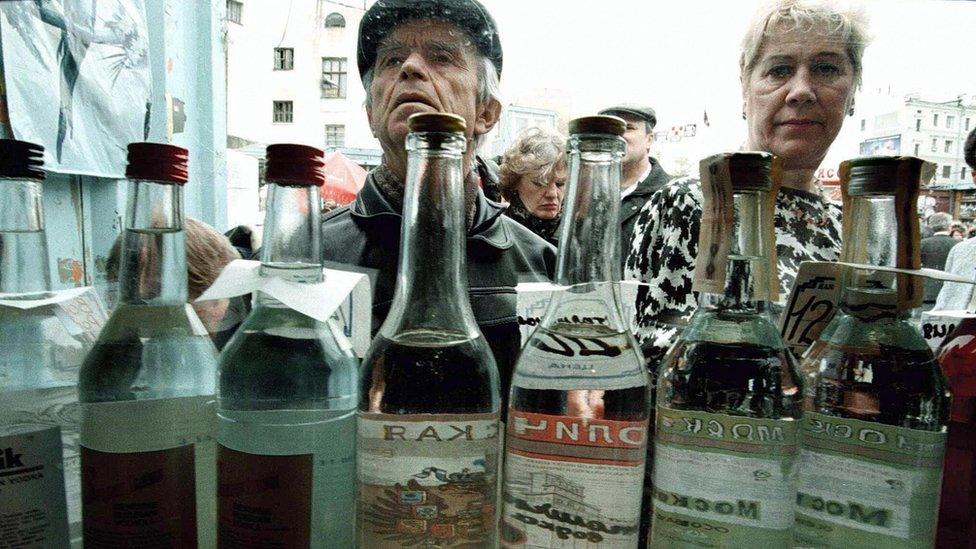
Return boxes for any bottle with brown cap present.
[216,144,357,548]
[0,139,73,546]
[794,156,950,548]
[357,112,500,548]
[78,143,219,547]
[649,152,802,548]
[499,115,650,549]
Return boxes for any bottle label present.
[500,409,647,548]
[80,395,216,548]
[794,412,946,548]
[357,412,499,548]
[651,406,799,547]
[0,426,70,548]
[217,410,356,548]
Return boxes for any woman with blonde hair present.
[499,126,568,245]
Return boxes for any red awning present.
[321,151,367,205]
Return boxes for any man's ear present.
[474,98,502,137]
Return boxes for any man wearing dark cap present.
[598,105,671,269]
[322,0,555,400]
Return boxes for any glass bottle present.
[78,143,218,547]
[795,156,950,548]
[500,115,650,549]
[0,139,73,546]
[934,288,976,547]
[216,144,358,548]
[650,152,803,548]
[357,112,500,548]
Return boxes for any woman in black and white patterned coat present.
[625,0,870,367]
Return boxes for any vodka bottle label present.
[217,409,356,548]
[79,395,216,547]
[794,412,947,548]
[357,412,499,548]
[0,426,70,547]
[500,409,647,547]
[651,406,799,547]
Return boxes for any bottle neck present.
[381,131,479,338]
[257,183,323,308]
[557,134,623,285]
[699,190,773,313]
[118,179,188,305]
[838,193,904,319]
[0,177,51,295]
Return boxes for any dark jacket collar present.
[348,158,515,250]
[627,157,670,198]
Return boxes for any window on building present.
[915,118,921,131]
[946,140,953,153]
[860,119,866,131]
[273,101,293,123]
[962,167,968,180]
[325,125,345,149]
[943,165,951,179]
[933,113,939,126]
[967,118,972,131]
[931,138,938,152]
[325,12,346,28]
[321,57,347,99]
[274,48,294,71]
[227,0,242,24]
[914,143,920,156]
[947,115,955,128]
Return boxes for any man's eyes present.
[812,62,842,76]
[766,64,793,79]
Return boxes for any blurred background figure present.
[950,223,968,241]
[499,126,568,245]
[935,126,976,310]
[920,212,958,310]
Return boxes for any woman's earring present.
[742,112,747,120]
[848,106,855,117]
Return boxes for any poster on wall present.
[0,0,151,177]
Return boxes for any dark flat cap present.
[598,105,657,129]
[357,0,502,86]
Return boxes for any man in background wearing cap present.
[599,105,670,270]
[321,0,555,398]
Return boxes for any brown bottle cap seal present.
[0,139,45,180]
[568,115,626,136]
[125,142,189,184]
[265,144,326,187]
[407,112,467,133]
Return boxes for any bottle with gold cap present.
[78,143,218,547]
[216,144,358,547]
[794,156,950,548]
[356,112,500,548]
[649,152,802,548]
[499,115,650,549]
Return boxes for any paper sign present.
[919,310,973,352]
[515,281,643,346]
[197,259,372,357]
[0,287,92,309]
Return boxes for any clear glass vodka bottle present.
[795,156,950,548]
[357,113,501,548]
[500,115,650,549]
[650,152,803,548]
[78,143,218,547]
[217,144,358,548]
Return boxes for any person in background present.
[107,217,243,349]
[626,0,868,366]
[319,0,555,395]
[920,212,958,309]
[498,126,568,245]
[935,126,976,310]
[950,223,967,241]
[598,104,670,269]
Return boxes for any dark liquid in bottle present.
[360,330,497,414]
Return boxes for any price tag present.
[779,262,842,358]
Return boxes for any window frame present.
[273,100,294,124]
[324,124,345,150]
[325,12,346,28]
[942,165,952,179]
[227,0,243,24]
[945,140,953,154]
[274,47,294,71]
[321,57,348,99]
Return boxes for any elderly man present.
[920,212,958,308]
[598,105,670,269]
[322,0,555,392]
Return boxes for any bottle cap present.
[125,142,189,184]
[0,139,45,180]
[568,115,626,136]
[407,112,467,133]
[846,156,925,195]
[727,151,774,191]
[265,144,326,187]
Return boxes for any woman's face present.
[516,162,566,220]
[743,27,856,170]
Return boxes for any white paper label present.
[0,426,70,548]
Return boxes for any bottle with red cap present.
[216,144,357,547]
[78,143,219,547]
[0,139,75,546]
